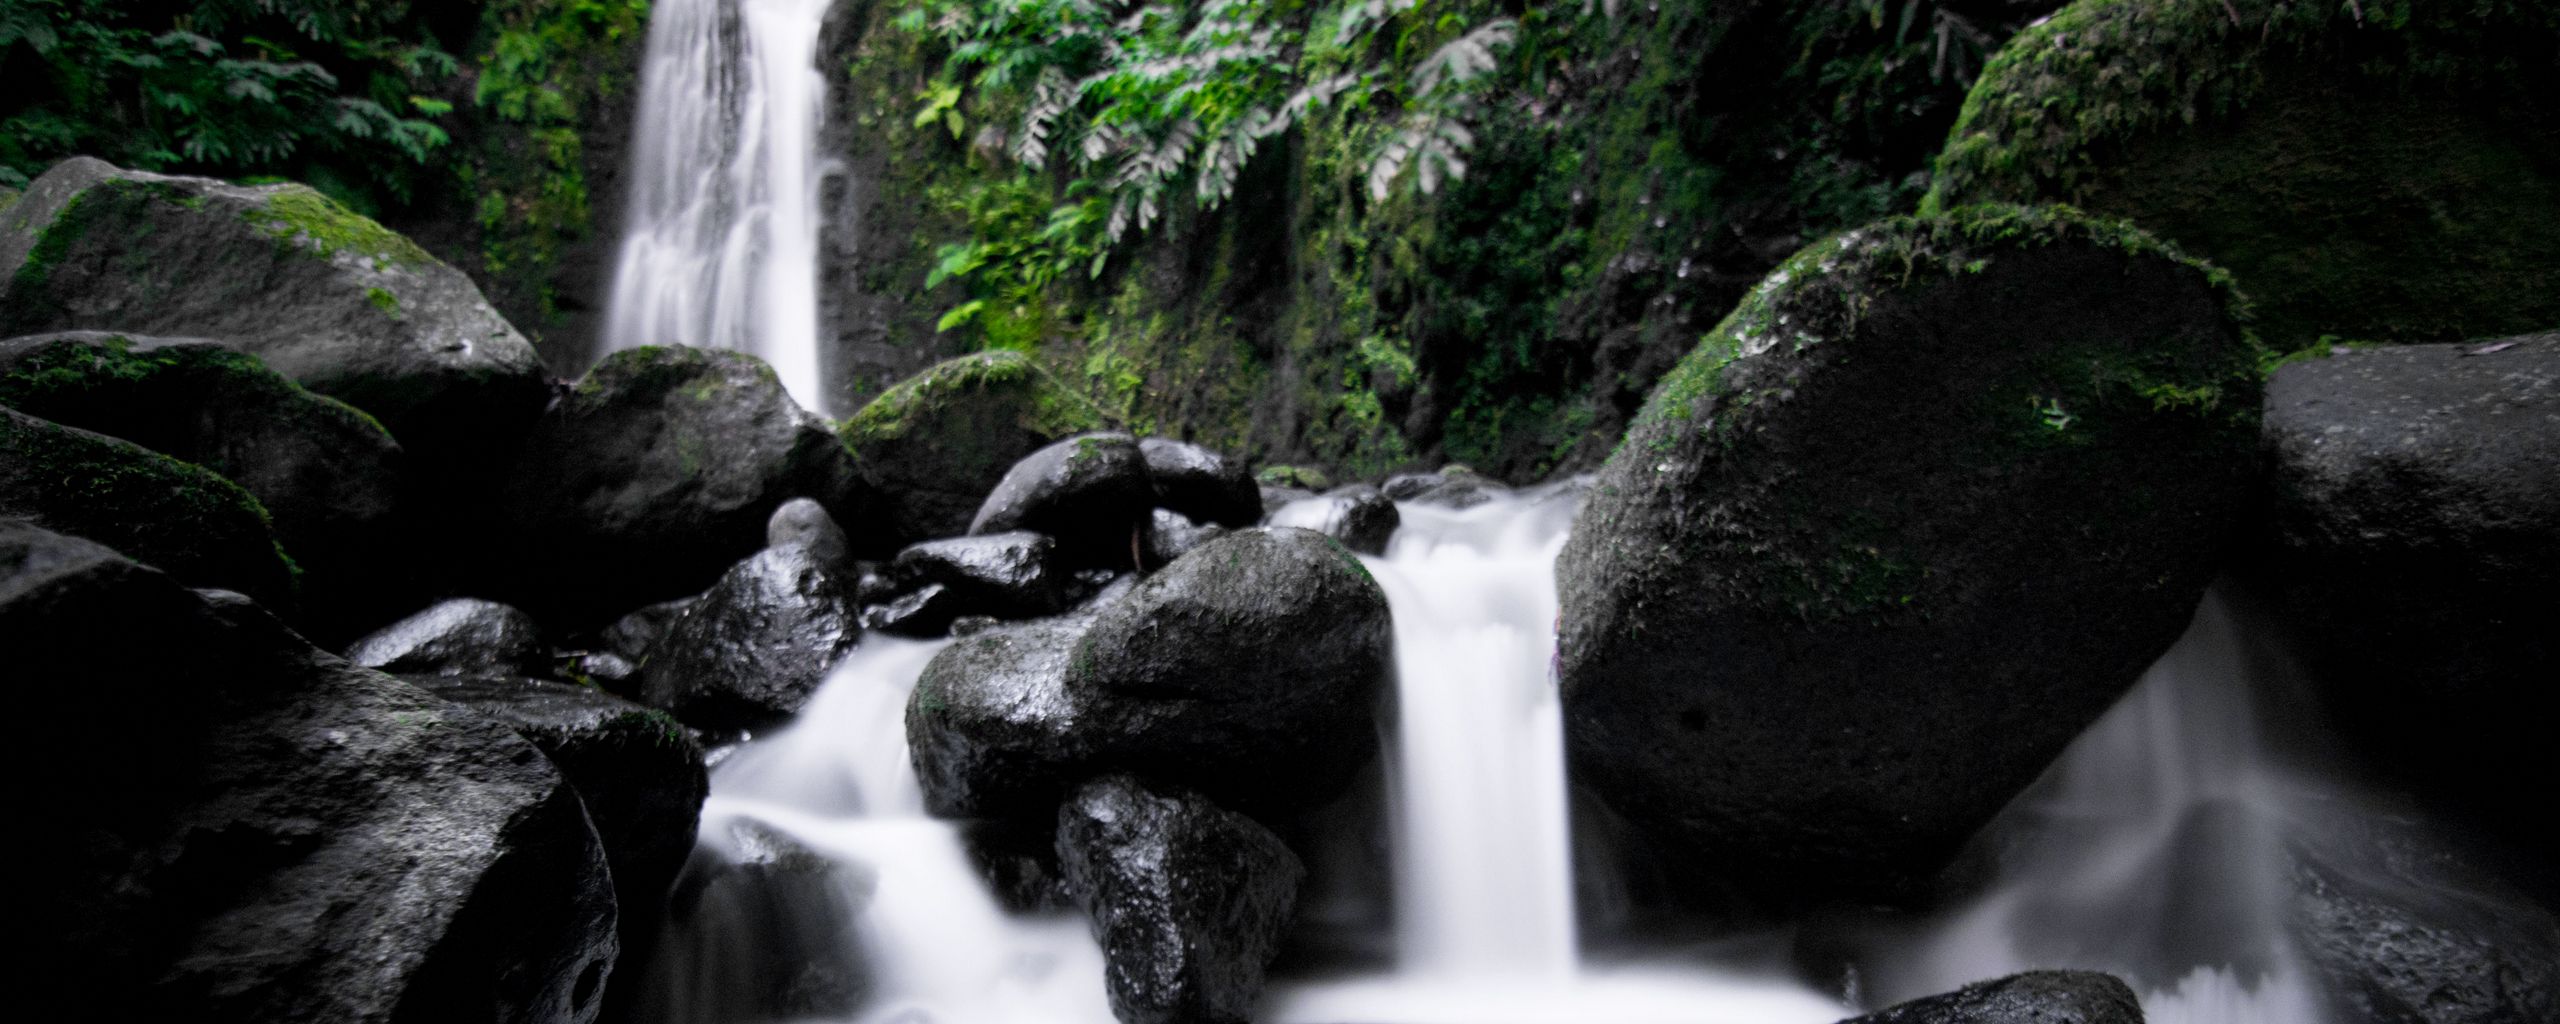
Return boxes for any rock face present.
[1928,0,2560,350]
[1840,971,2143,1024]
[0,157,548,466]
[2255,335,2560,851]
[907,527,1390,818]
[641,545,860,736]
[838,351,1108,544]
[0,331,414,639]
[1556,207,2262,898]
[346,599,550,678]
[1056,775,1304,1024]
[4,522,618,1024]
[972,432,1154,568]
[1138,437,1262,527]
[0,406,297,609]
[497,345,861,625]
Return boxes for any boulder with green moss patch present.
[0,331,415,640]
[839,351,1109,544]
[1928,0,2560,350]
[0,405,297,608]
[0,157,548,468]
[1555,205,2262,901]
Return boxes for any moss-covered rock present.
[839,350,1109,543]
[0,405,298,609]
[0,331,415,641]
[0,156,550,472]
[1928,0,2560,350]
[1555,205,2262,901]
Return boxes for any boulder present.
[640,545,860,737]
[971,432,1153,568]
[601,596,699,665]
[838,351,1108,543]
[1138,437,1261,527]
[644,819,874,1021]
[1142,509,1227,569]
[1927,0,2560,350]
[1839,971,2142,1024]
[3,521,618,1024]
[766,496,851,565]
[1267,484,1400,556]
[1382,465,1503,509]
[0,331,414,640]
[496,345,862,626]
[1556,207,2262,898]
[908,527,1390,818]
[859,583,966,638]
[0,406,296,608]
[0,157,548,467]
[345,598,550,678]
[2254,334,2559,852]
[890,531,1072,623]
[1056,775,1304,1024]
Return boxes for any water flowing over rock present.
[345,598,550,678]
[647,820,878,1022]
[1556,207,2262,900]
[3,522,618,1024]
[641,544,860,736]
[972,432,1155,568]
[838,351,1109,543]
[0,406,296,609]
[1836,971,2144,1024]
[1266,485,1400,555]
[0,157,548,468]
[1056,775,1304,1024]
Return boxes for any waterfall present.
[606,0,836,413]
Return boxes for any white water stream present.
[606,0,837,413]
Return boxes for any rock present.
[1138,437,1261,527]
[1267,484,1400,555]
[601,596,698,664]
[1254,464,1331,491]
[1556,207,2262,899]
[838,351,1108,544]
[859,583,964,638]
[1927,0,2560,350]
[0,157,548,468]
[3,521,618,1024]
[1388,465,1504,509]
[1056,775,1304,1024]
[648,819,875,1021]
[344,598,549,678]
[496,345,862,626]
[1258,484,1313,518]
[1142,508,1227,569]
[0,331,415,640]
[0,406,296,609]
[971,432,1153,568]
[766,496,850,564]
[908,528,1390,818]
[640,545,859,736]
[1839,971,2142,1024]
[2254,335,2560,853]
[889,531,1072,621]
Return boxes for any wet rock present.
[889,531,1072,621]
[2254,334,2560,853]
[641,545,859,736]
[1382,465,1502,509]
[0,157,548,470]
[1258,484,1314,519]
[765,496,851,565]
[971,432,1153,568]
[496,345,862,626]
[1254,465,1331,491]
[0,406,296,609]
[1057,775,1304,1024]
[1138,437,1261,527]
[602,596,697,664]
[949,615,1000,637]
[1268,485,1399,556]
[0,331,416,640]
[4,521,618,1024]
[838,351,1108,544]
[1557,208,2262,900]
[651,819,875,1021]
[859,583,963,638]
[1839,971,2142,1024]
[1142,508,1227,569]
[344,598,548,678]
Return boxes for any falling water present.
[607,0,836,413]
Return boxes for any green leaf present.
[936,299,988,332]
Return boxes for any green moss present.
[0,408,300,600]
[606,708,691,748]
[838,350,1106,451]
[1255,465,1332,490]
[366,287,404,319]
[246,186,433,271]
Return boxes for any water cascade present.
[606,0,837,413]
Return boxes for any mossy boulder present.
[1928,0,2560,350]
[0,405,296,608]
[1555,206,2262,900]
[0,157,549,468]
[0,331,415,640]
[838,351,1108,544]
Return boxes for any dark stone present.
[1382,466,1504,509]
[889,531,1072,620]
[0,406,296,609]
[649,819,874,1022]
[640,545,859,737]
[602,596,697,664]
[345,598,549,678]
[765,497,850,565]
[2254,334,2560,855]
[1141,508,1227,570]
[971,432,1152,569]
[1138,437,1261,527]
[0,157,548,473]
[3,521,618,1024]
[0,331,416,641]
[1838,971,2143,1024]
[496,345,862,626]
[1557,208,2262,900]
[1056,775,1304,1024]
[572,650,640,686]
[859,582,962,638]
[837,351,1108,544]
